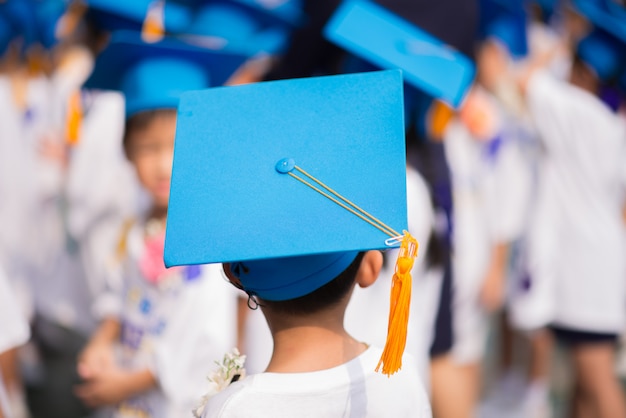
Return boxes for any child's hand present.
[77,341,116,379]
[74,365,131,407]
[75,367,157,408]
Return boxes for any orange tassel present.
[142,0,165,43]
[66,90,82,146]
[376,231,418,376]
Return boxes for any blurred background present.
[0,0,625,417]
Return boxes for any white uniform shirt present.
[525,71,626,333]
[100,221,237,418]
[202,347,432,418]
[444,110,532,362]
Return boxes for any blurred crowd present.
[0,0,625,417]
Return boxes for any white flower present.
[193,348,247,417]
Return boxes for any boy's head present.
[164,71,415,374]
[224,251,383,317]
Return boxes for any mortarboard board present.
[165,69,417,375]
[84,0,191,34]
[84,30,249,116]
[164,70,408,278]
[480,0,529,58]
[324,0,475,109]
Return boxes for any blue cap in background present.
[479,0,529,58]
[84,0,191,33]
[324,0,475,109]
[180,0,301,55]
[576,28,624,82]
[164,70,408,301]
[84,30,249,116]
[573,0,626,43]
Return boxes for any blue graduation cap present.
[573,0,626,43]
[324,0,475,109]
[84,0,191,33]
[84,30,250,116]
[0,0,39,54]
[164,70,408,301]
[33,0,68,50]
[480,0,529,58]
[576,28,625,82]
[180,1,294,55]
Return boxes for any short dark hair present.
[262,252,366,317]
[123,108,177,158]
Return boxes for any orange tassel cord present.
[65,90,82,146]
[376,231,418,376]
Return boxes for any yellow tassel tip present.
[141,1,165,43]
[65,91,82,146]
[376,231,418,376]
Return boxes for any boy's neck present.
[263,308,367,374]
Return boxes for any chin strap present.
[376,231,418,377]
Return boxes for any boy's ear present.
[355,250,383,289]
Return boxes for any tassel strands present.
[376,231,418,376]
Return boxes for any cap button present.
[275,158,295,174]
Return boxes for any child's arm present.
[74,366,157,408]
[479,242,509,312]
[78,318,120,378]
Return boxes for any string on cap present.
[276,159,419,375]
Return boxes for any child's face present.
[126,112,177,211]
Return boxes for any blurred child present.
[513,24,626,418]
[74,32,244,417]
[163,70,431,417]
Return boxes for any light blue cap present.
[84,30,250,116]
[85,0,191,33]
[164,70,408,301]
[576,28,624,82]
[324,0,475,108]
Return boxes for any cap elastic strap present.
[286,164,401,238]
[376,231,418,376]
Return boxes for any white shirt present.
[525,71,626,333]
[97,220,237,418]
[202,346,432,418]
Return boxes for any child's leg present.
[431,355,479,418]
[571,341,626,418]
